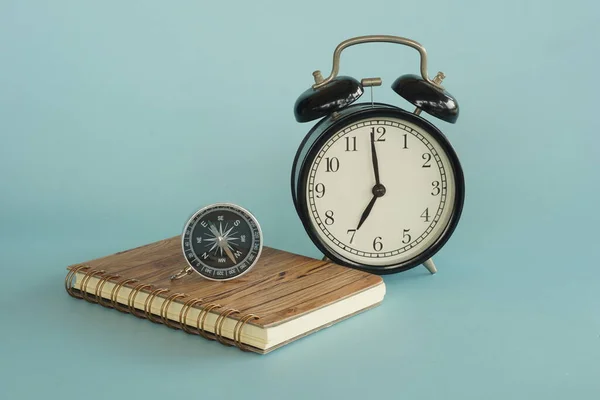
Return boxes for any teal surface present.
[1,1,598,398]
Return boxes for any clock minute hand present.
[370,129,381,185]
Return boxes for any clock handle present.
[312,35,439,90]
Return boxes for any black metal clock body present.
[291,102,465,275]
[182,203,262,281]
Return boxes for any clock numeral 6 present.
[402,229,411,244]
[431,181,441,196]
[315,183,326,198]
[324,210,335,225]
[373,236,383,252]
[325,157,339,172]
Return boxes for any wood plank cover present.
[66,236,383,328]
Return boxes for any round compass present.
[181,203,263,281]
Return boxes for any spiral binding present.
[128,283,154,318]
[80,269,106,303]
[196,303,221,340]
[215,309,240,346]
[160,293,187,328]
[179,298,204,334]
[64,266,261,352]
[65,265,90,298]
[96,274,121,308]
[144,288,169,322]
[110,278,139,312]
[233,314,260,352]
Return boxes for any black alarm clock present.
[291,35,465,275]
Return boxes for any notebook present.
[64,236,386,354]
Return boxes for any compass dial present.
[182,203,262,281]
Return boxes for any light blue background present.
[1,0,598,398]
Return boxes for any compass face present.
[182,203,262,281]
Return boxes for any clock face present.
[304,115,459,269]
[182,204,262,281]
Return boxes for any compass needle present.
[224,244,237,264]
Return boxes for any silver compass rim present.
[180,202,264,282]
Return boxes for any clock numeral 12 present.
[371,127,386,141]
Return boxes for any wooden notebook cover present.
[65,236,383,352]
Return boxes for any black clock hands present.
[356,130,387,231]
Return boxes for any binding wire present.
[127,283,154,318]
[64,265,91,298]
[80,269,106,303]
[178,298,204,334]
[110,278,138,312]
[233,314,260,352]
[65,268,262,353]
[144,288,169,322]
[196,303,221,340]
[215,309,240,346]
[95,274,121,308]
[160,293,187,328]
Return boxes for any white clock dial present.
[305,116,457,267]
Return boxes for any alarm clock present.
[290,35,465,275]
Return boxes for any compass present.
[175,203,263,281]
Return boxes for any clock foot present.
[322,255,331,262]
[423,258,437,274]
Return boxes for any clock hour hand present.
[356,195,377,231]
